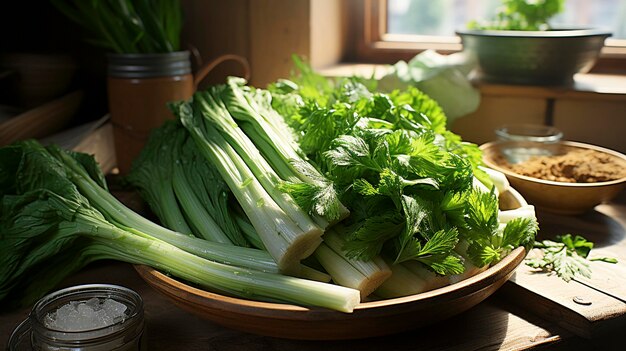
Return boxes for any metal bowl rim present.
[456,27,612,39]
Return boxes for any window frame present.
[347,0,626,73]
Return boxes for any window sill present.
[317,63,626,102]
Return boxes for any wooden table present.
[2,195,625,350]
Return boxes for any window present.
[349,0,626,73]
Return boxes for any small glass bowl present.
[494,124,563,163]
[495,124,563,143]
[7,284,146,351]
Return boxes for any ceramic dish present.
[481,140,626,215]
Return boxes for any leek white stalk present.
[499,205,536,223]
[403,261,450,292]
[89,226,358,312]
[220,77,349,223]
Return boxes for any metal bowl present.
[456,28,611,85]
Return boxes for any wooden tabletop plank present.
[501,197,626,339]
[0,261,567,350]
[506,264,626,338]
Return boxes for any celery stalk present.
[175,100,322,272]
[194,91,323,239]
[1,188,359,312]
[46,145,282,273]
[318,230,392,297]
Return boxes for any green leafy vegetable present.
[526,234,618,282]
[268,58,537,281]
[126,121,193,235]
[219,77,347,223]
[128,120,246,245]
[51,0,183,53]
[378,50,480,124]
[0,141,360,311]
[468,0,566,31]
[173,96,323,273]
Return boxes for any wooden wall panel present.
[181,0,347,87]
[450,97,547,145]
[248,0,311,87]
[181,0,250,87]
[553,99,626,153]
[310,0,348,69]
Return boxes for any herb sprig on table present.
[525,234,618,282]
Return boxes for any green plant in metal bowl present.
[458,0,611,85]
[468,0,565,31]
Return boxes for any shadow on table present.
[536,204,625,249]
[196,302,511,351]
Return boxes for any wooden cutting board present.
[501,198,626,338]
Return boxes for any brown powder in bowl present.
[503,149,626,183]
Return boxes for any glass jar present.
[7,284,146,351]
[494,124,563,163]
[495,124,563,143]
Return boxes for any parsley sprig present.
[525,234,618,282]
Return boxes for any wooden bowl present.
[481,140,626,215]
[134,190,528,340]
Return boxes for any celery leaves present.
[526,234,617,282]
[268,59,539,277]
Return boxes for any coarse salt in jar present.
[7,284,146,351]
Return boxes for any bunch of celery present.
[128,120,331,282]
[127,71,536,299]
[268,62,539,297]
[129,101,389,297]
[132,67,537,298]
[0,141,360,311]
[172,95,324,273]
